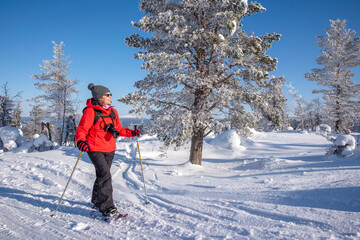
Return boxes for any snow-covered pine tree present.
[260,75,288,130]
[0,82,21,127]
[305,19,360,133]
[23,98,48,140]
[31,41,79,145]
[121,0,281,165]
[10,99,22,128]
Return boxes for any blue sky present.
[1,0,359,117]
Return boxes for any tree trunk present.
[334,98,341,133]
[46,123,52,142]
[189,129,204,165]
[189,88,206,165]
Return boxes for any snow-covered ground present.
[0,130,359,239]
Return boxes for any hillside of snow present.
[0,130,359,239]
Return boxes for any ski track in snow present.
[0,131,360,239]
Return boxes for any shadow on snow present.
[0,186,90,217]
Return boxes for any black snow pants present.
[87,151,116,213]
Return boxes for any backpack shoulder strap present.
[83,107,103,125]
[110,109,116,119]
[93,109,103,125]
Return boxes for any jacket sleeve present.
[75,108,95,142]
[113,108,133,137]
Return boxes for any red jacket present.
[75,98,133,152]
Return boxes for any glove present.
[131,129,140,137]
[77,140,90,152]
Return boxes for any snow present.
[230,20,237,36]
[240,0,248,14]
[0,129,359,239]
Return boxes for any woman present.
[75,83,140,219]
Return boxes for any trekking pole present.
[135,126,150,204]
[51,151,83,217]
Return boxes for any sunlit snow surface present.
[0,130,359,239]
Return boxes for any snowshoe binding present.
[102,208,127,223]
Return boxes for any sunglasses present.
[105,93,112,97]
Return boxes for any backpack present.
[83,107,116,126]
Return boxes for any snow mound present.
[15,134,53,153]
[0,127,53,153]
[33,134,53,149]
[210,130,245,151]
[0,126,27,151]
[327,134,356,157]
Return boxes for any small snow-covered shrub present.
[316,124,331,138]
[326,134,356,157]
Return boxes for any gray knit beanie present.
[88,83,110,101]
